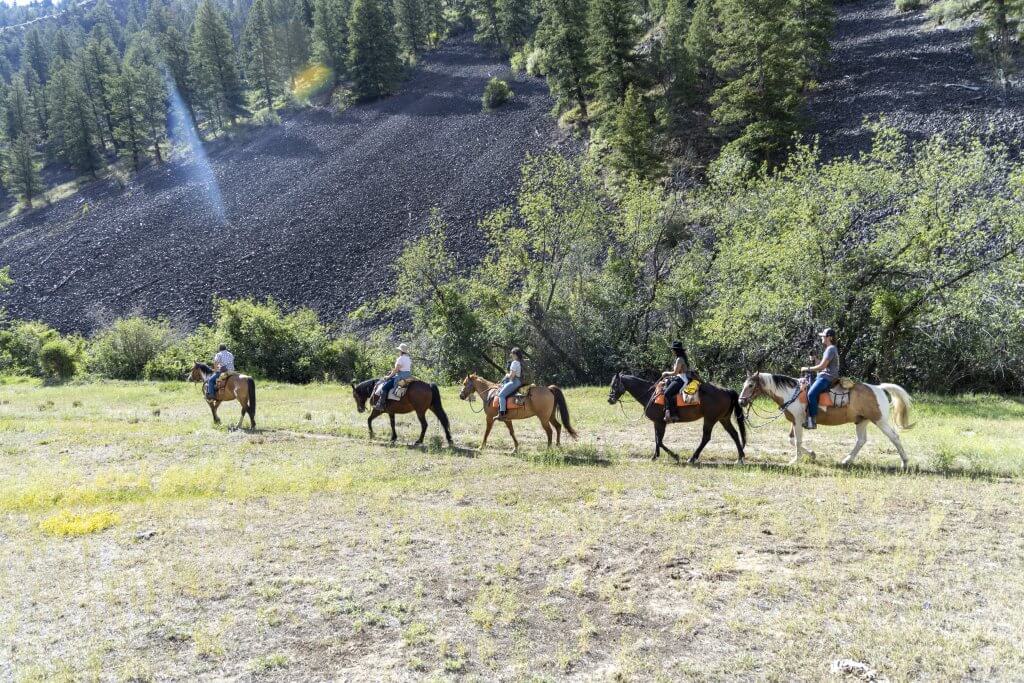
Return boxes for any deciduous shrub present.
[252,108,282,126]
[89,317,176,380]
[0,320,60,376]
[482,78,513,110]
[143,326,218,380]
[39,338,80,381]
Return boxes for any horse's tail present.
[247,377,256,421]
[430,383,452,439]
[879,383,914,430]
[729,389,746,448]
[548,385,578,440]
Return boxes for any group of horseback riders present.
[200,327,841,429]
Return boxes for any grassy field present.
[1,377,1023,681]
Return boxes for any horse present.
[458,374,577,452]
[607,372,746,464]
[738,372,913,468]
[187,362,257,430]
[351,378,453,446]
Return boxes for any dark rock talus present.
[0,34,565,332]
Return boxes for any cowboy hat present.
[396,343,410,353]
[669,340,685,352]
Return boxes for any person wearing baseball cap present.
[799,328,839,429]
[375,343,413,410]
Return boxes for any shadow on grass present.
[678,458,1017,482]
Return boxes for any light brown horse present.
[188,362,257,429]
[459,374,577,452]
[738,372,913,468]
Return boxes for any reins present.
[743,386,801,430]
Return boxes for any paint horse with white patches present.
[738,372,913,468]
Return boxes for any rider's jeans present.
[380,370,412,401]
[807,376,832,417]
[207,371,222,398]
[498,378,522,412]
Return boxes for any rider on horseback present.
[497,347,525,420]
[376,343,413,410]
[206,344,235,400]
[662,340,695,423]
[799,327,840,430]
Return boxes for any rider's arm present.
[801,352,829,373]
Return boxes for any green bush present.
[143,326,218,381]
[39,339,79,381]
[331,88,355,115]
[89,317,177,380]
[510,50,527,73]
[0,320,60,376]
[896,0,924,11]
[482,78,513,110]
[252,107,282,126]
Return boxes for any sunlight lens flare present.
[293,63,334,101]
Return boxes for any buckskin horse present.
[188,362,257,429]
[351,378,453,446]
[738,372,913,468]
[607,372,746,464]
[459,374,577,452]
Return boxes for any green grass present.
[1,377,1022,680]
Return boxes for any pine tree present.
[607,84,664,179]
[536,0,592,119]
[191,0,247,125]
[50,29,75,63]
[110,65,147,170]
[587,0,636,101]
[347,0,404,100]
[157,23,200,124]
[50,62,105,176]
[5,133,44,208]
[244,0,282,109]
[710,0,808,163]
[22,68,49,141]
[684,0,718,93]
[396,0,428,54]
[21,29,49,83]
[137,63,168,163]
[473,0,502,45]
[80,35,120,147]
[312,0,351,80]
[497,0,534,51]
[89,0,124,48]
[662,0,693,104]
[274,0,312,86]
[4,79,36,142]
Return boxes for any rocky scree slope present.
[0,34,566,332]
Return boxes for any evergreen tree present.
[50,62,105,176]
[347,0,403,100]
[684,0,718,92]
[930,0,1019,82]
[244,0,282,109]
[396,0,428,54]
[473,0,502,45]
[607,84,664,179]
[4,79,36,142]
[157,23,200,124]
[5,133,44,208]
[536,0,592,119]
[190,0,246,125]
[21,28,49,83]
[587,0,636,101]
[497,0,534,51]
[312,0,351,80]
[662,0,693,104]
[274,0,312,86]
[110,64,147,169]
[710,0,809,163]
[124,36,170,163]
[89,0,124,48]
[50,29,75,63]
[22,68,49,141]
[80,35,120,147]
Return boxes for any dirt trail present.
[0,34,566,332]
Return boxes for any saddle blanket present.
[652,378,701,407]
[375,377,416,402]
[797,377,854,410]
[488,385,533,411]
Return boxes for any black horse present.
[351,378,453,446]
[607,372,746,463]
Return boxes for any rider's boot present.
[805,415,817,430]
[664,408,677,423]
[498,410,507,421]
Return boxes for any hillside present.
[0,34,566,332]
[808,0,1024,158]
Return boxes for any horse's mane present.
[766,373,799,393]
[354,378,380,397]
[196,362,213,374]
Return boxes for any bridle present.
[740,374,800,429]
[460,376,484,413]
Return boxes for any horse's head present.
[352,380,368,413]
[186,362,205,383]
[607,372,625,405]
[458,374,477,401]
[738,372,763,407]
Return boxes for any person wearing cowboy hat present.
[661,340,694,423]
[800,327,840,430]
[376,343,413,410]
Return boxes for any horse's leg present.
[210,400,221,425]
[654,420,679,462]
[389,412,398,443]
[480,417,495,450]
[549,413,562,446]
[875,419,909,470]
[415,409,428,445]
[790,422,804,465]
[504,420,519,453]
[688,418,714,464]
[841,420,869,466]
[539,415,553,448]
[236,399,246,429]
[720,417,744,464]
[367,409,378,439]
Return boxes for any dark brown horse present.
[352,378,453,446]
[188,362,257,429]
[607,372,745,463]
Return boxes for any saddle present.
[489,385,534,411]
[374,377,417,403]
[652,377,701,407]
[798,376,855,410]
[214,370,238,391]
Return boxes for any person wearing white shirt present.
[207,344,235,399]
[376,343,413,410]
[497,347,525,419]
